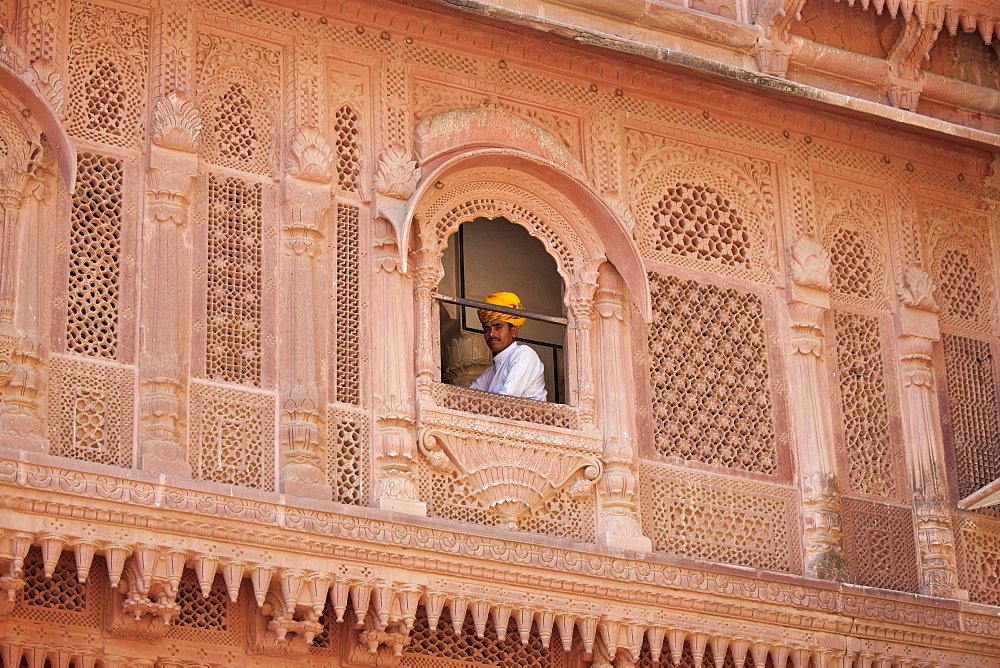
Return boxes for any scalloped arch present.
[0,60,75,188]
[406,148,650,321]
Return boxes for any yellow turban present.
[477,292,527,328]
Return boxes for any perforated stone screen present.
[67,0,147,147]
[206,174,263,387]
[335,104,361,192]
[832,310,895,498]
[334,203,361,404]
[327,405,368,505]
[841,496,919,593]
[66,153,124,359]
[955,517,1000,606]
[639,464,800,573]
[404,606,564,668]
[13,548,101,629]
[938,249,982,323]
[827,226,883,305]
[651,182,750,268]
[942,333,1000,500]
[647,272,777,475]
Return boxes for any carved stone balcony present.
[418,382,603,530]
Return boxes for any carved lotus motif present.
[419,428,601,530]
[152,92,202,153]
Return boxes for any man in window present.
[470,292,548,401]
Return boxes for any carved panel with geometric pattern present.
[647,271,779,475]
[831,310,897,498]
[841,496,919,593]
[67,0,148,148]
[639,463,802,573]
[954,515,1000,606]
[48,355,135,469]
[188,380,275,491]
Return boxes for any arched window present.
[437,217,566,403]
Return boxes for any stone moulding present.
[417,426,602,529]
[1,455,999,658]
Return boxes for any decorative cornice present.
[0,456,997,655]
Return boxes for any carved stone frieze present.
[418,427,601,530]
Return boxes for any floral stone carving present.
[418,427,602,529]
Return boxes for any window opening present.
[438,218,566,403]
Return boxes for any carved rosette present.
[418,428,601,530]
[287,126,334,182]
[151,92,202,153]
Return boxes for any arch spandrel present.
[405,149,651,321]
[0,58,75,189]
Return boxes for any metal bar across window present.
[433,293,568,326]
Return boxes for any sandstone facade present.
[0,0,998,665]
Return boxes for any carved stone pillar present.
[0,152,50,449]
[568,261,601,430]
[895,266,966,599]
[137,97,200,477]
[786,235,852,582]
[411,243,443,393]
[592,263,651,552]
[278,189,333,499]
[371,146,424,515]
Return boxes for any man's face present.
[483,320,518,355]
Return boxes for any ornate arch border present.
[0,59,75,189]
[404,148,651,320]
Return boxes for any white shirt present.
[470,341,547,401]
